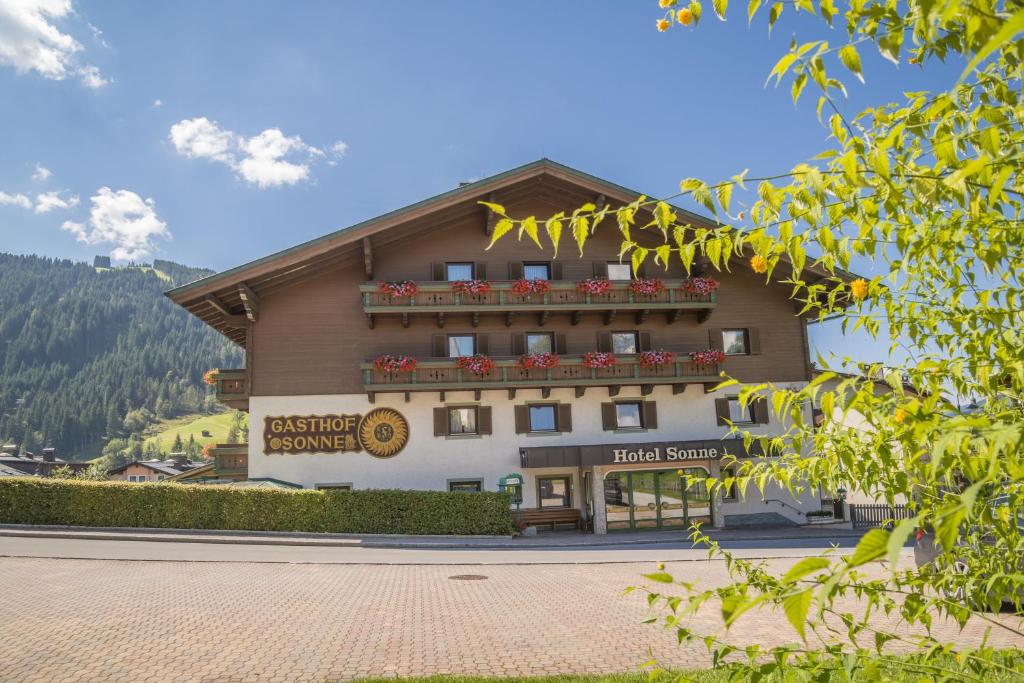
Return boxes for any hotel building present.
[167,160,848,533]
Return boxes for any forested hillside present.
[0,253,242,460]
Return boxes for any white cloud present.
[153,98,162,107]
[32,164,52,181]
[61,187,170,261]
[169,116,340,188]
[0,190,32,209]
[0,0,107,87]
[34,189,78,213]
[327,140,348,165]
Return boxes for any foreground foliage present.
[0,478,516,535]
[488,0,1024,678]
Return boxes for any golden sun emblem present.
[357,408,409,458]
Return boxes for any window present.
[448,479,483,493]
[614,401,644,429]
[522,263,550,280]
[525,332,554,354]
[448,406,478,435]
[528,405,558,432]
[538,476,571,508]
[611,331,639,354]
[722,329,749,355]
[317,483,353,490]
[445,262,474,281]
[448,334,476,357]
[607,262,632,281]
[128,474,145,482]
[727,398,754,424]
[721,467,738,501]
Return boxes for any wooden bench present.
[513,507,584,531]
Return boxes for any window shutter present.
[642,401,658,429]
[476,334,489,355]
[433,408,448,437]
[708,329,724,351]
[753,398,770,424]
[714,398,730,426]
[431,262,445,281]
[639,332,653,351]
[597,332,612,353]
[511,334,525,356]
[508,262,523,280]
[551,262,563,280]
[557,404,572,433]
[747,328,762,355]
[474,262,487,280]
[593,262,608,278]
[601,403,617,431]
[554,334,567,355]
[514,405,530,434]
[432,335,447,357]
[478,406,493,435]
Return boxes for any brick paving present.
[0,555,1020,682]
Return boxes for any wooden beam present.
[640,384,654,396]
[595,194,606,210]
[237,283,259,322]
[541,387,551,399]
[437,312,445,328]
[538,310,549,326]
[571,310,582,326]
[635,309,650,324]
[220,314,249,328]
[471,312,480,327]
[367,392,376,404]
[608,386,620,397]
[362,238,373,279]
[439,390,446,402]
[484,193,498,236]
[404,392,411,403]
[401,313,410,329]
[365,313,374,329]
[703,382,718,394]
[505,312,515,327]
[672,384,687,395]
[666,309,680,325]
[575,386,586,398]
[604,310,617,326]
[204,294,232,318]
[697,308,712,324]
[474,389,482,401]
[507,388,517,400]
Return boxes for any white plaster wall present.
[248,383,820,517]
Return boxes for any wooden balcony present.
[361,354,721,399]
[208,443,248,479]
[360,280,716,328]
[212,369,249,411]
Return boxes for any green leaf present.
[887,516,918,567]
[850,528,889,566]
[545,214,564,257]
[716,182,733,213]
[642,572,675,583]
[712,0,728,20]
[838,44,864,83]
[478,201,506,216]
[486,218,514,250]
[747,0,762,23]
[519,216,543,250]
[781,556,831,584]
[631,247,649,276]
[782,589,813,640]
[960,7,1024,80]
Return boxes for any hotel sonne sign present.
[263,408,409,458]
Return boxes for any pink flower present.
[378,281,419,297]
[689,349,726,366]
[582,352,617,369]
[512,278,552,295]
[680,277,720,295]
[517,352,560,369]
[452,279,492,295]
[630,278,666,296]
[576,277,613,295]
[455,354,496,375]
[374,355,418,372]
[637,350,676,367]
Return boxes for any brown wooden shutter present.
[597,332,612,352]
[478,407,493,435]
[432,335,447,357]
[476,334,489,355]
[433,407,449,436]
[708,329,724,351]
[431,262,445,280]
[514,405,530,434]
[511,334,525,356]
[747,328,762,355]
[554,333,567,354]
[474,262,487,280]
[642,402,658,429]
[593,262,608,278]
[601,403,617,431]
[551,262,563,280]
[714,398,731,426]
[753,398,770,424]
[557,404,572,433]
[508,262,523,280]
[639,332,653,351]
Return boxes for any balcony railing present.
[361,354,721,394]
[210,444,248,478]
[212,369,249,411]
[360,280,715,326]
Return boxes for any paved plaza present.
[0,540,1021,682]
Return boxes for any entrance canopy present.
[519,439,764,469]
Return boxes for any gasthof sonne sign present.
[263,408,409,458]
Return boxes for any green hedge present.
[0,478,516,535]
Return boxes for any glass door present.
[680,467,712,526]
[604,468,713,531]
[657,471,686,528]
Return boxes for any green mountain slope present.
[0,253,242,460]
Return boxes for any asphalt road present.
[0,533,865,564]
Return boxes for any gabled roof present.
[108,459,199,476]
[167,158,856,345]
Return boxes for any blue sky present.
[0,1,963,364]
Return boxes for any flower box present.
[629,278,665,296]
[451,279,491,295]
[582,351,617,369]
[689,349,726,366]
[637,350,676,367]
[576,277,613,295]
[378,280,419,298]
[680,277,720,295]
[373,354,418,373]
[455,354,495,375]
[517,352,560,369]
[512,278,552,295]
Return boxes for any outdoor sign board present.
[263,408,409,458]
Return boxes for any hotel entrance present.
[604,468,712,531]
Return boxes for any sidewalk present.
[0,522,863,549]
